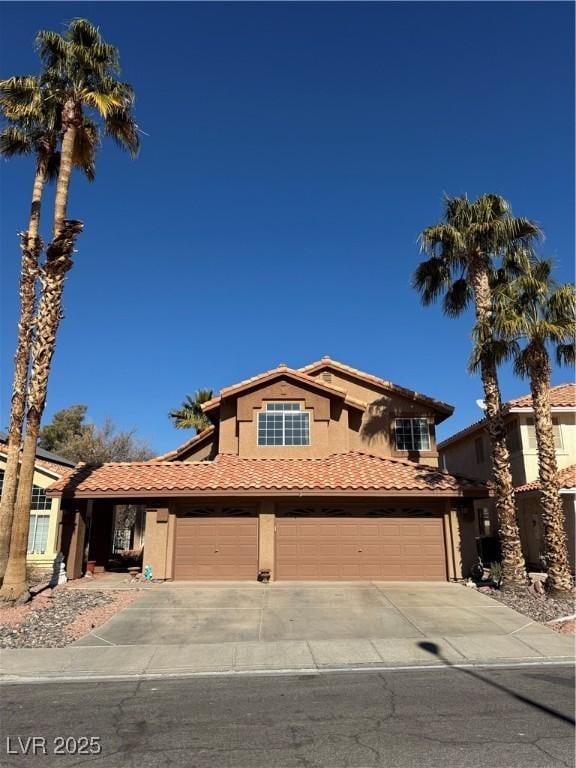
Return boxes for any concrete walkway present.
[1,582,573,682]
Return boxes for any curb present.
[1,657,573,686]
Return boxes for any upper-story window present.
[474,436,485,464]
[394,418,430,451]
[526,417,563,451]
[506,420,521,453]
[257,402,310,446]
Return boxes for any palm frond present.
[73,118,100,180]
[412,256,452,306]
[556,342,575,367]
[442,277,471,317]
[104,108,140,157]
[0,125,32,157]
[81,88,124,117]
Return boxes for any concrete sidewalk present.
[1,631,573,683]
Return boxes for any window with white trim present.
[526,417,563,451]
[394,418,431,451]
[0,470,51,510]
[257,402,310,446]
[27,514,50,554]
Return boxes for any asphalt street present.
[1,664,574,768]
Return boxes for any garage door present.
[174,516,258,580]
[276,517,446,581]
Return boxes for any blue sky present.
[1,2,574,454]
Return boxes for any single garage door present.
[276,517,446,581]
[174,516,258,580]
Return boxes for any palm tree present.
[170,390,214,432]
[0,76,98,580]
[0,19,139,601]
[413,193,542,588]
[491,258,575,593]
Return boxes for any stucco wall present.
[213,373,441,463]
[143,507,171,580]
[518,494,575,572]
[518,412,576,483]
[309,370,440,465]
[441,411,576,488]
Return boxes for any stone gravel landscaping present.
[483,585,575,633]
[0,587,138,648]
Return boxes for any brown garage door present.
[174,516,258,580]
[276,517,446,581]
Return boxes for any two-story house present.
[439,383,576,575]
[48,358,489,582]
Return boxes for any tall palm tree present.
[413,193,541,587]
[0,76,98,580]
[491,258,575,593]
[170,390,214,432]
[0,19,139,601]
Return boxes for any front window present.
[28,514,50,554]
[478,508,492,537]
[258,402,310,446]
[526,417,562,451]
[31,483,52,510]
[394,418,430,451]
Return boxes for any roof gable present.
[300,357,454,419]
[201,365,366,413]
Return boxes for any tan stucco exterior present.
[518,493,575,572]
[440,406,576,575]
[440,411,576,487]
[143,507,171,580]
[194,370,443,464]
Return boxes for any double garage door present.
[173,514,446,581]
[276,517,446,581]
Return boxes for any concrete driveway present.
[74,581,553,650]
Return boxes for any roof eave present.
[49,487,490,500]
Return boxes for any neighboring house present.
[0,434,75,575]
[439,383,576,575]
[47,358,489,582]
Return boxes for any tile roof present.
[515,464,576,494]
[0,433,75,469]
[438,383,576,450]
[200,364,366,412]
[47,451,488,499]
[300,357,454,417]
[507,383,576,409]
[0,435,74,478]
[153,426,215,462]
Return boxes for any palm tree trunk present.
[0,163,46,581]
[53,103,79,237]
[470,254,527,587]
[0,221,82,601]
[527,343,572,593]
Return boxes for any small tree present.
[40,406,154,463]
